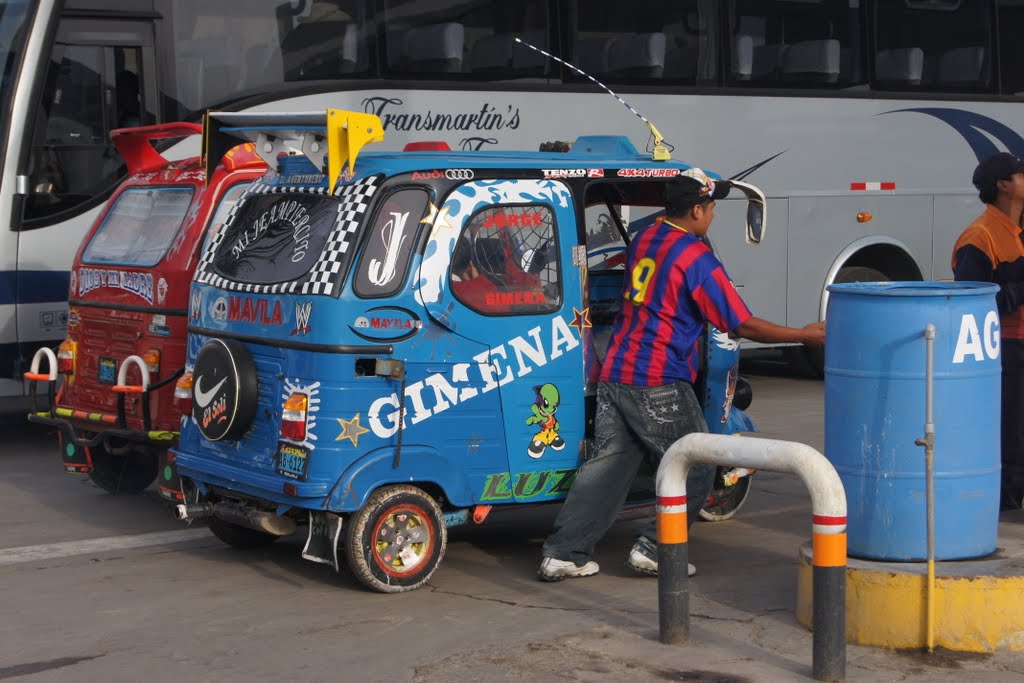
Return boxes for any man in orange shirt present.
[952,152,1024,510]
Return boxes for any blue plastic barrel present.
[825,281,1000,561]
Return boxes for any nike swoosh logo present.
[194,375,228,408]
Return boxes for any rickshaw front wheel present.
[88,443,159,494]
[344,484,447,593]
[698,467,753,522]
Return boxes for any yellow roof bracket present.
[327,109,385,193]
[647,121,671,162]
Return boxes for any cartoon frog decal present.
[525,383,565,459]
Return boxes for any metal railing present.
[655,433,848,682]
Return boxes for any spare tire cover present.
[192,338,258,441]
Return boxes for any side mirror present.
[724,179,766,245]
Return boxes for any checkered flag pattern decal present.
[195,176,380,296]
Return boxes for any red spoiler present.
[110,122,203,175]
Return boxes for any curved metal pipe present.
[656,433,847,682]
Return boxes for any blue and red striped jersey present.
[599,220,752,386]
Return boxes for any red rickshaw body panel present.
[60,130,265,434]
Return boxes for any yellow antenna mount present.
[646,121,671,162]
[327,109,385,193]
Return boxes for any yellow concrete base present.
[795,543,1024,652]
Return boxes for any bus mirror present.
[725,179,766,245]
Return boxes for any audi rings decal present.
[411,169,475,181]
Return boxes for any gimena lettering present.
[953,311,1000,363]
[368,315,580,438]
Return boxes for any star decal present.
[421,202,457,235]
[420,202,439,224]
[570,307,592,333]
[336,413,370,447]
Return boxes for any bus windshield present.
[0,1,30,134]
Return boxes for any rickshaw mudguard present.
[326,444,475,513]
[702,324,755,433]
[726,406,756,434]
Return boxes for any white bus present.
[3,0,1023,396]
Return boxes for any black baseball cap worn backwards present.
[664,167,731,208]
[972,152,1024,195]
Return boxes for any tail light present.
[174,372,193,414]
[142,348,160,376]
[280,393,308,441]
[57,340,77,375]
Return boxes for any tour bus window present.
[873,0,994,93]
[997,1,1024,95]
[568,0,719,85]
[381,0,551,79]
[24,43,141,225]
[162,1,371,120]
[450,205,560,315]
[726,0,865,89]
[0,1,30,136]
[278,0,371,80]
[354,188,429,298]
[81,187,194,267]
[212,193,345,286]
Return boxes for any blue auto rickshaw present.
[172,109,763,592]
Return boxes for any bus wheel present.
[791,265,889,377]
[344,485,446,593]
[208,516,279,550]
[88,444,158,494]
[699,467,752,522]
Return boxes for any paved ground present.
[1,355,1023,682]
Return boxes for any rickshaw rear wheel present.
[87,444,159,494]
[207,516,279,550]
[698,467,753,522]
[344,484,447,593]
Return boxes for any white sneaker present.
[538,557,600,581]
[627,538,696,577]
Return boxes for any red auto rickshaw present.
[25,123,266,500]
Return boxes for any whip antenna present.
[515,37,673,161]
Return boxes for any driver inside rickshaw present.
[450,235,546,314]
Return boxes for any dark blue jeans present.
[542,380,715,565]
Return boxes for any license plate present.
[276,442,309,480]
[98,357,117,384]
